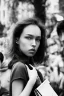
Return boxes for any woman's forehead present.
[22,24,41,36]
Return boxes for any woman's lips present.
[29,49,35,52]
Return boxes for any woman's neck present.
[14,51,34,65]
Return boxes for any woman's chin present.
[27,53,35,57]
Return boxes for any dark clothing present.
[9,62,28,96]
[9,54,43,96]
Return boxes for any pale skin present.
[12,25,41,96]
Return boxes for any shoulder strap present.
[37,69,43,82]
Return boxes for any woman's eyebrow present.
[26,34,33,36]
[26,34,41,38]
[36,36,41,39]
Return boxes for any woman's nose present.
[32,39,36,47]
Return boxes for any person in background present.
[8,17,46,96]
[0,52,9,96]
[57,20,64,67]
[50,20,64,96]
[57,20,64,54]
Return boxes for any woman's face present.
[18,24,41,57]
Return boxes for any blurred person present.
[8,17,46,96]
[56,20,64,73]
[0,52,11,96]
[57,20,64,56]
[0,52,9,96]
[45,35,64,95]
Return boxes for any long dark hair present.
[10,17,46,64]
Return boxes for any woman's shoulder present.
[11,61,28,84]
[12,61,26,71]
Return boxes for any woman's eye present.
[36,38,41,42]
[25,37,32,40]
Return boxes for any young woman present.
[8,17,46,96]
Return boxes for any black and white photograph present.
[0,0,64,96]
